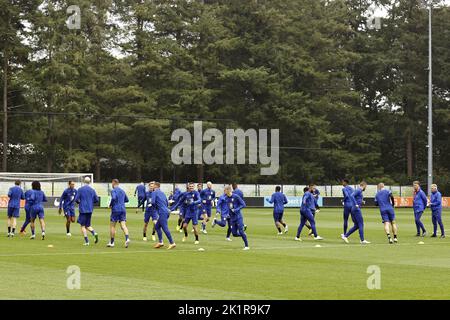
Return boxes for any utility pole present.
[427,1,433,196]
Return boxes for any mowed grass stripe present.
[0,207,449,299]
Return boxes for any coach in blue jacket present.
[429,184,445,238]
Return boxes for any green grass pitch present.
[0,207,449,300]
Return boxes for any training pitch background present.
[0,207,449,300]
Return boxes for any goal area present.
[0,172,94,197]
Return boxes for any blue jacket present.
[151,188,170,218]
[301,191,315,212]
[173,188,182,202]
[268,191,288,213]
[8,186,24,209]
[226,193,246,220]
[135,184,146,199]
[233,188,244,200]
[430,191,442,211]
[413,188,428,213]
[145,191,156,214]
[110,187,129,213]
[312,189,320,207]
[374,189,394,212]
[350,188,364,209]
[29,190,47,209]
[200,188,216,207]
[216,193,230,217]
[342,186,354,208]
[171,191,201,216]
[59,187,77,210]
[24,189,33,210]
[74,185,99,214]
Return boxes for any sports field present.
[0,207,449,300]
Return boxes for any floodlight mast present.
[427,1,433,196]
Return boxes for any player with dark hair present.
[29,181,47,240]
[58,180,77,236]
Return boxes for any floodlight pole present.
[427,1,433,196]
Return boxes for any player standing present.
[171,182,201,244]
[429,184,445,238]
[341,181,370,244]
[107,179,131,248]
[374,183,398,244]
[73,176,99,246]
[135,182,146,214]
[6,180,24,237]
[224,185,249,250]
[29,181,47,240]
[58,181,77,236]
[295,186,323,241]
[268,186,288,235]
[200,181,215,234]
[152,182,176,250]
[341,179,354,235]
[413,181,428,237]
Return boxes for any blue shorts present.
[203,205,212,217]
[64,207,76,217]
[380,209,396,223]
[179,207,185,217]
[273,211,284,222]
[111,211,126,222]
[144,210,158,223]
[30,207,44,220]
[184,214,198,226]
[78,212,93,227]
[7,207,20,218]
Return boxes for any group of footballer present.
[3,177,446,250]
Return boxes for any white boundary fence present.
[0,181,414,198]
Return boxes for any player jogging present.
[341,181,370,244]
[19,188,33,235]
[224,185,249,250]
[374,183,398,244]
[58,180,77,236]
[29,181,47,240]
[152,182,176,250]
[212,188,233,241]
[73,176,99,246]
[200,181,215,234]
[171,182,201,244]
[135,182,146,213]
[143,181,157,241]
[295,186,323,241]
[107,179,131,248]
[267,186,288,235]
[7,180,24,237]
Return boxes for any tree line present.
[0,0,449,192]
